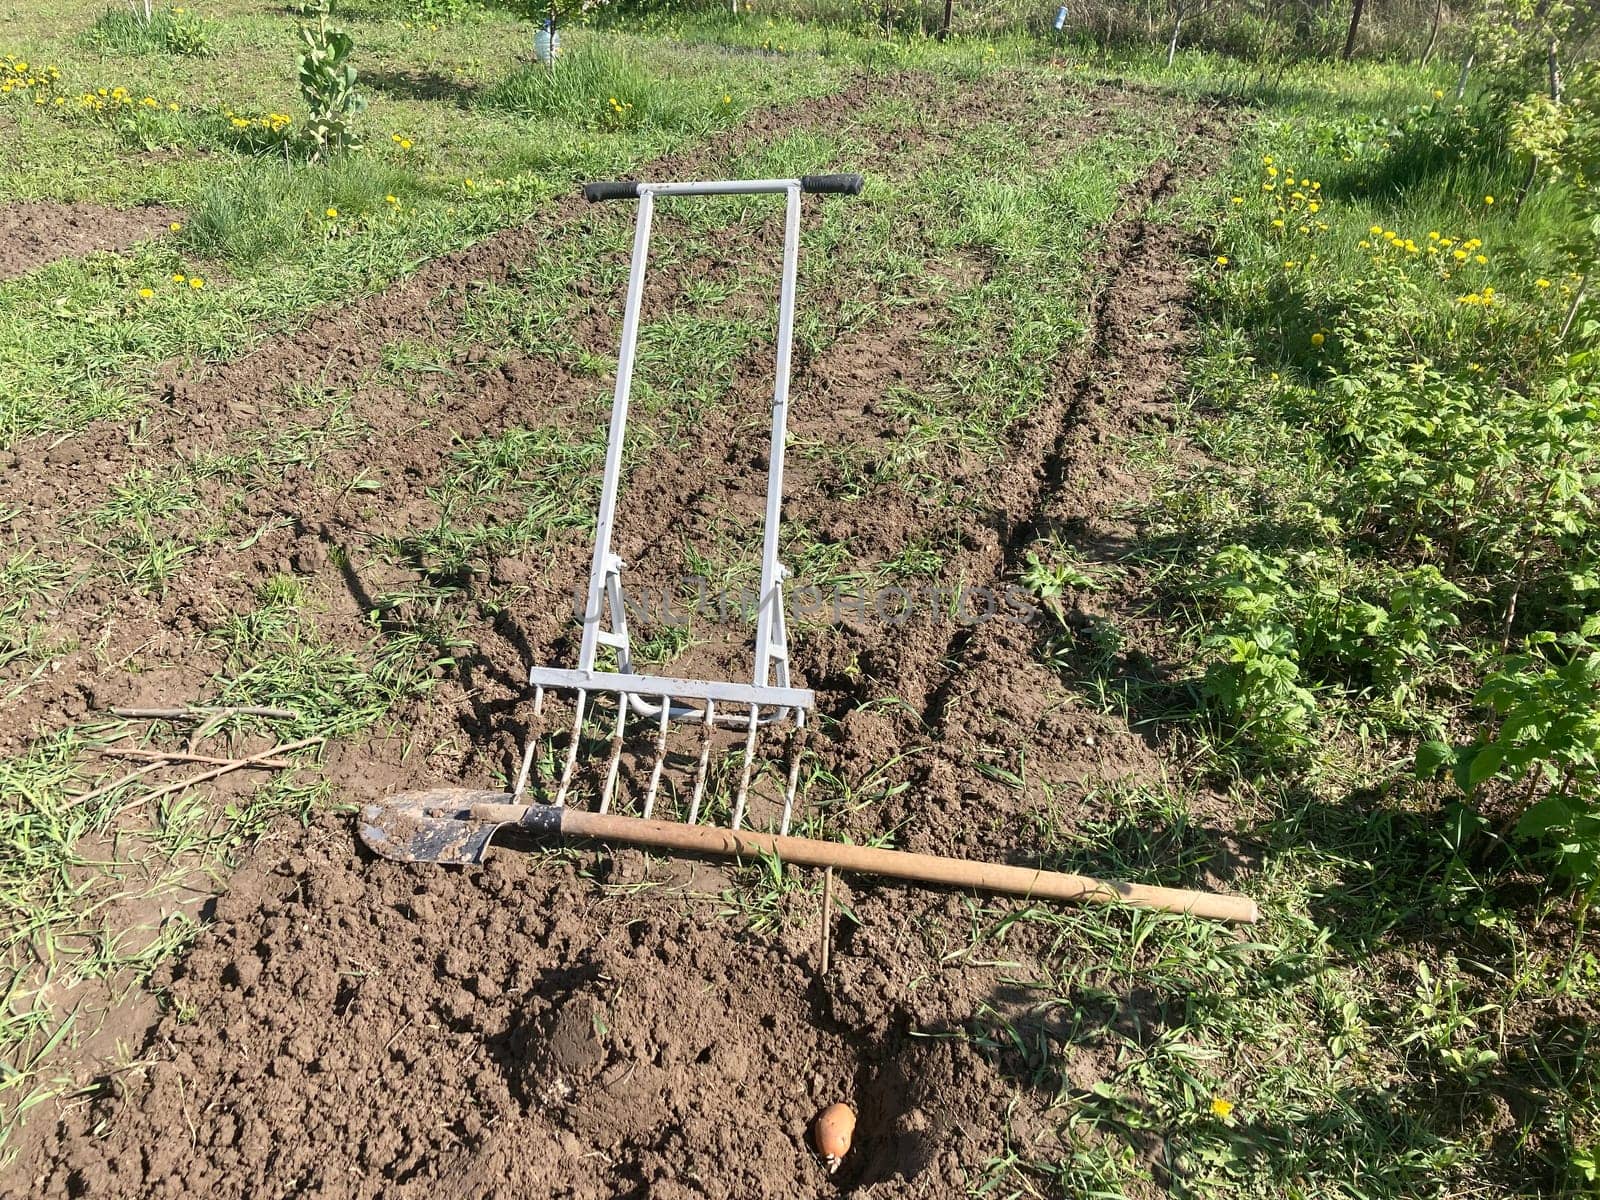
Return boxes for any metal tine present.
[512,685,547,801]
[642,694,671,820]
[553,689,588,807]
[730,704,762,831]
[599,693,628,814]
[778,717,804,836]
[687,698,716,825]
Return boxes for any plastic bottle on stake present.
[535,16,560,64]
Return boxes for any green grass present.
[83,6,217,58]
[4,1,1599,1192]
[480,42,732,133]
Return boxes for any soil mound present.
[0,201,181,280]
[10,819,1010,1199]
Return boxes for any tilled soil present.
[0,201,182,281]
[3,69,1234,1199]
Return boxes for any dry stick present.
[1561,270,1590,342]
[70,761,169,810]
[100,747,294,770]
[112,705,300,721]
[116,737,325,814]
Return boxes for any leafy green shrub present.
[297,0,365,159]
[1190,89,1600,904]
[86,4,216,57]
[1420,623,1600,889]
[1195,542,1469,751]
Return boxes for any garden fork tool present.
[376,174,864,828]
[357,172,1261,926]
[522,173,867,830]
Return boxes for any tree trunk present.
[1455,51,1474,100]
[1342,0,1366,62]
[938,0,953,41]
[1420,0,1444,64]
[1167,12,1183,67]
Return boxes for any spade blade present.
[358,787,520,866]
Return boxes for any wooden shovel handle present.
[468,803,1259,924]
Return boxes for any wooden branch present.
[100,747,295,770]
[112,705,300,721]
[72,738,320,810]
[70,762,169,809]
[116,737,325,812]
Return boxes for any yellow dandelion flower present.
[326,207,338,218]
[172,273,186,283]
[1216,256,1229,265]
[1231,196,1243,205]
[1210,1097,1234,1120]
[1537,278,1551,288]
[189,277,204,289]
[1484,195,1494,205]
[386,194,398,204]
[169,222,182,232]
[1369,225,1383,236]
[138,287,154,298]
[1475,254,1487,264]
[1311,332,1325,347]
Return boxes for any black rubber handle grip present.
[583,180,641,203]
[800,173,865,195]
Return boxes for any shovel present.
[360,788,1260,924]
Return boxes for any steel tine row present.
[598,692,628,814]
[779,718,804,836]
[687,698,716,825]
[511,685,547,801]
[534,690,800,830]
[730,705,762,831]
[553,688,587,807]
[642,699,671,819]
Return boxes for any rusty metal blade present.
[358,787,519,865]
